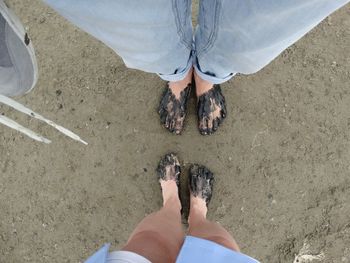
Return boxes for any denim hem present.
[194,63,236,84]
[157,54,193,82]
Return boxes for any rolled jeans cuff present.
[193,63,236,85]
[157,53,193,82]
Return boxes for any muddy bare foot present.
[157,153,181,207]
[158,84,192,135]
[157,153,181,184]
[194,71,227,135]
[158,69,193,135]
[189,164,214,207]
[158,84,191,134]
[197,85,227,135]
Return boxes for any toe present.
[169,118,176,133]
[213,118,219,131]
[159,110,167,124]
[207,117,214,134]
[221,108,227,119]
[174,119,183,135]
[204,118,211,135]
[200,127,208,135]
[198,118,206,135]
[174,111,186,134]
[164,115,171,128]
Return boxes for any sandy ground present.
[1,1,350,262]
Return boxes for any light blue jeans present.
[44,0,349,84]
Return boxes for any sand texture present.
[0,1,349,262]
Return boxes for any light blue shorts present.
[85,236,259,263]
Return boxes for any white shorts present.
[107,251,151,263]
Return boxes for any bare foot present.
[169,68,193,99]
[189,164,214,218]
[157,153,181,209]
[158,69,193,134]
[194,71,227,135]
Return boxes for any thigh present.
[188,219,239,251]
[123,206,185,263]
[195,0,350,79]
[43,0,193,74]
[123,230,180,263]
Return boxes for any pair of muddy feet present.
[157,153,214,210]
[158,70,227,135]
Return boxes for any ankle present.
[189,196,208,219]
[169,84,189,99]
[161,180,181,208]
[169,68,193,99]
[194,71,214,97]
[164,196,182,211]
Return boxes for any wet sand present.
[0,1,349,262]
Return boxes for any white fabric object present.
[0,114,51,143]
[0,0,38,96]
[106,251,151,263]
[0,94,88,144]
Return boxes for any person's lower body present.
[102,154,256,263]
[84,153,258,263]
[43,0,350,135]
[122,153,184,263]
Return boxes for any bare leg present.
[187,164,239,252]
[122,154,184,263]
[188,196,239,251]
[169,67,193,99]
[194,69,213,97]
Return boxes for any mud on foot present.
[189,164,214,206]
[197,84,227,135]
[157,153,181,185]
[158,83,192,135]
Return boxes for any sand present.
[0,1,349,262]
